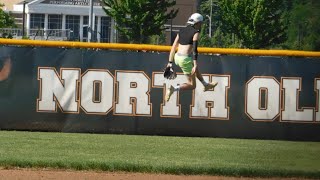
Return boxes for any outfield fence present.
[0,39,319,141]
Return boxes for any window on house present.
[100,17,111,43]
[83,16,89,41]
[48,15,62,30]
[30,14,45,29]
[66,15,80,41]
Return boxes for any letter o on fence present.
[246,77,280,121]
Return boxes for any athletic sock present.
[174,85,180,91]
[201,80,209,86]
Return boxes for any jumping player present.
[165,13,218,102]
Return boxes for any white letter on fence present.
[246,77,280,121]
[191,75,230,119]
[316,79,320,122]
[281,78,314,122]
[152,72,187,117]
[115,71,151,116]
[81,70,114,114]
[37,68,80,112]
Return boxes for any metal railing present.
[0,28,72,41]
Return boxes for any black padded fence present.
[0,46,319,141]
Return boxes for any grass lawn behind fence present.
[0,130,319,178]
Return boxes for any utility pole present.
[22,1,26,37]
[88,0,93,42]
[209,0,213,37]
[206,0,213,37]
[206,15,211,37]
[170,18,173,44]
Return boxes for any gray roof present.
[17,0,34,5]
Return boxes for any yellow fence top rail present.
[0,38,319,57]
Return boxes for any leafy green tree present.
[0,4,16,28]
[0,4,16,39]
[101,0,178,43]
[199,0,269,48]
[285,1,320,50]
[199,0,221,47]
[219,0,287,49]
[148,32,166,45]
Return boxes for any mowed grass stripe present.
[0,130,319,178]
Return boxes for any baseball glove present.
[163,65,177,80]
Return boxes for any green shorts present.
[174,53,193,75]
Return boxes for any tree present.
[101,0,178,43]
[219,0,287,49]
[0,4,16,28]
[284,1,320,50]
[199,0,219,47]
[199,0,239,48]
[0,4,16,39]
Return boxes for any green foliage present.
[199,0,246,48]
[0,4,16,28]
[199,0,221,47]
[219,0,286,49]
[199,34,213,47]
[199,0,319,50]
[22,36,30,40]
[101,0,178,44]
[1,32,13,39]
[0,4,16,39]
[148,32,166,45]
[284,1,320,50]
[199,23,214,47]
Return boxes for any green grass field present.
[0,130,319,178]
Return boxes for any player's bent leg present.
[179,74,196,90]
[195,69,217,91]
[195,68,205,82]
[165,85,175,102]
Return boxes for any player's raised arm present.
[168,34,179,67]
